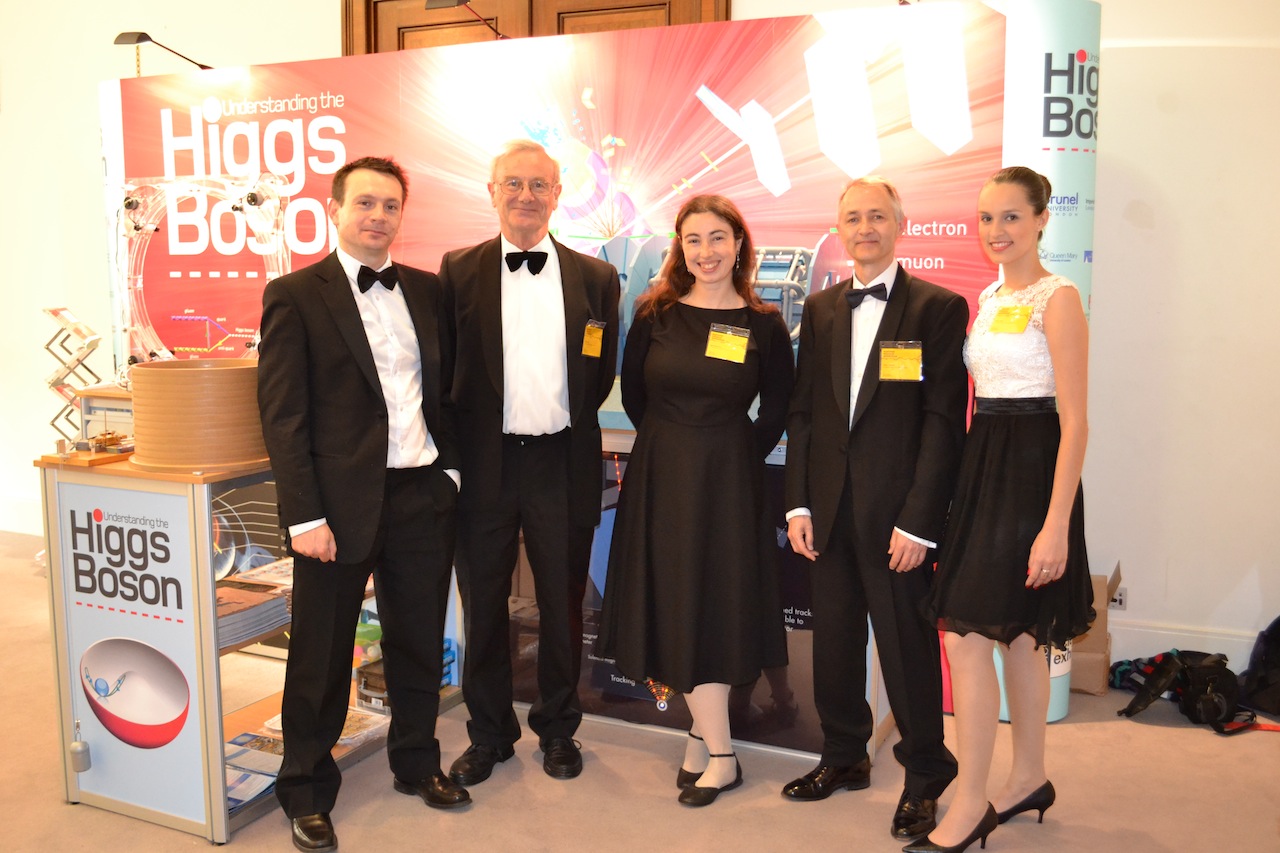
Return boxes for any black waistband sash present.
[974,396,1056,415]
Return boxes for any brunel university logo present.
[1043,48,1099,147]
[69,507,184,613]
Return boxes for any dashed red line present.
[73,600,184,623]
[1042,147,1096,153]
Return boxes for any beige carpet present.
[5,530,1277,852]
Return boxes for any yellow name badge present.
[705,323,750,364]
[989,305,1033,334]
[582,320,605,358]
[879,341,924,382]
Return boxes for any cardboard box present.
[1071,634,1112,696]
[1070,563,1122,694]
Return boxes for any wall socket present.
[1110,587,1127,610]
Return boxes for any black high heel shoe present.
[676,732,705,788]
[677,753,742,806]
[996,780,1055,824]
[902,804,997,853]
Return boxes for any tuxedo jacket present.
[785,266,969,555]
[439,235,620,527]
[257,252,459,563]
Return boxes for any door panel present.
[345,0,728,54]
[345,0,532,55]
[533,2,705,36]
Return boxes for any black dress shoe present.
[996,779,1055,824]
[393,772,472,809]
[902,804,997,853]
[892,789,939,840]
[540,736,584,779]
[291,813,336,852]
[780,757,871,801]
[449,742,515,785]
[677,754,742,806]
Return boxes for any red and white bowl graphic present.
[80,638,190,749]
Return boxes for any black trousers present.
[275,464,456,818]
[454,430,595,747]
[809,478,957,800]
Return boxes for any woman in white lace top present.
[910,168,1094,853]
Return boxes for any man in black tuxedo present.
[440,140,619,785]
[783,177,968,841]
[258,157,470,853]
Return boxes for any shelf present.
[221,685,462,832]
[219,624,291,656]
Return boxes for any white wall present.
[1082,1,1280,663]
[0,2,338,533]
[3,1,1277,664]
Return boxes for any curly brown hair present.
[635,194,774,319]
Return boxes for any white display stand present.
[36,456,384,842]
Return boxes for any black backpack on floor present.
[1114,650,1247,733]
[1240,615,1280,715]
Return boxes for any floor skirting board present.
[1110,620,1260,670]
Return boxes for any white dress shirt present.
[848,263,898,423]
[500,234,571,436]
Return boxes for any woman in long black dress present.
[910,168,1093,853]
[599,194,794,806]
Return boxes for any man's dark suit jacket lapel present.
[399,267,444,414]
[848,266,912,429]
[315,253,381,394]
[830,282,854,430]
[555,238,590,423]
[475,237,506,397]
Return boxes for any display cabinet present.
[36,456,382,842]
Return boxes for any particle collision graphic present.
[80,638,190,749]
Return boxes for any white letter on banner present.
[166,192,208,256]
[804,39,881,179]
[695,85,791,197]
[899,5,972,155]
[161,107,205,180]
[222,121,261,180]
[285,198,329,256]
[209,198,246,255]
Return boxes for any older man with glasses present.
[439,139,621,786]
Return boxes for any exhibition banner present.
[100,3,1036,366]
[95,1,1100,745]
[993,0,1100,310]
[56,482,205,822]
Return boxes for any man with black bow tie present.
[782,177,968,842]
[440,140,619,786]
[258,157,469,853]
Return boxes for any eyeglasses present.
[495,177,557,197]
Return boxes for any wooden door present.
[343,1,532,55]
[533,1,716,36]
[344,1,729,54]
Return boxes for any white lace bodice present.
[964,274,1080,398]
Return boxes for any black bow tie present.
[505,250,549,274]
[845,282,887,309]
[357,264,398,293]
